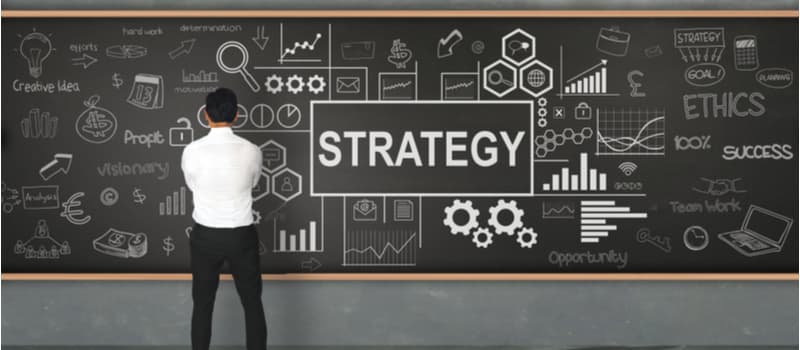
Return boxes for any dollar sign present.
[162,236,175,256]
[132,188,146,204]
[112,73,123,89]
[387,39,412,69]
[627,70,645,97]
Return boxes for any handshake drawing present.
[20,108,58,139]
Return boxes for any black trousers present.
[190,222,267,350]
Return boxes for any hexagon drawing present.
[518,59,553,97]
[252,173,271,201]
[482,59,518,98]
[502,28,536,66]
[271,168,302,202]
[260,140,286,174]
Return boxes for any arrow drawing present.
[567,59,608,83]
[300,257,322,272]
[39,153,73,181]
[252,26,270,50]
[71,53,98,69]
[168,39,196,59]
[437,29,463,58]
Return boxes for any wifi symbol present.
[618,162,638,176]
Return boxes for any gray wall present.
[2,0,798,347]
[2,280,798,346]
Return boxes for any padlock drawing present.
[169,117,194,146]
[575,102,592,120]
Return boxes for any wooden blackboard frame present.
[2,10,797,281]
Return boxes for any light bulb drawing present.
[17,29,53,78]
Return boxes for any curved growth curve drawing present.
[596,108,666,155]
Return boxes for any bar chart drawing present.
[596,107,666,156]
[542,153,607,192]
[561,59,619,96]
[580,200,648,243]
[344,229,417,266]
[273,219,323,253]
[158,186,187,216]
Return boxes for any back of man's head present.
[205,87,238,124]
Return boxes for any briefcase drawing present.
[341,41,375,60]
[596,26,630,57]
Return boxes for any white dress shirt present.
[181,126,262,228]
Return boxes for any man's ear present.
[204,111,211,124]
[232,111,239,123]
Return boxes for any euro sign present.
[60,192,91,225]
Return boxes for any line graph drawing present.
[596,107,666,156]
[344,229,417,266]
[446,80,474,91]
[384,80,413,90]
[441,72,479,100]
[379,70,417,100]
[278,23,324,64]
[542,201,575,219]
[281,33,322,59]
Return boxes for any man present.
[181,87,267,350]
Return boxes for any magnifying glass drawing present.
[487,69,513,88]
[216,41,260,92]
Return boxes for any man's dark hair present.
[205,87,238,123]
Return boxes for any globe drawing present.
[527,69,546,88]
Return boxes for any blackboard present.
[2,16,797,275]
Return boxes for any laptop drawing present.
[718,205,793,257]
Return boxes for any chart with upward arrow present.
[560,58,619,96]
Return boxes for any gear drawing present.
[537,117,548,128]
[307,74,326,94]
[286,74,304,94]
[487,199,524,236]
[516,227,538,248]
[537,97,548,107]
[472,227,494,248]
[252,210,263,225]
[443,199,480,236]
[265,74,284,94]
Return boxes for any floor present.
[2,347,797,350]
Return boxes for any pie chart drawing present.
[250,103,274,128]
[277,104,301,129]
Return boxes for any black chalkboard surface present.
[2,17,797,274]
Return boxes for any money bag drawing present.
[75,95,117,144]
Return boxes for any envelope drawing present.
[353,199,377,221]
[336,76,361,94]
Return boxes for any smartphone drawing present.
[734,35,759,71]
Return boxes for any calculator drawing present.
[734,35,759,71]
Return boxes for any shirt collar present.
[208,126,233,136]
